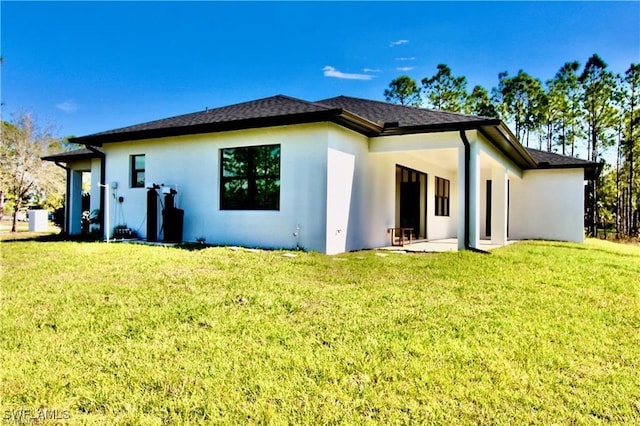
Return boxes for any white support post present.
[468,141,481,249]
[69,171,83,235]
[99,183,110,243]
[457,144,466,250]
[491,167,509,246]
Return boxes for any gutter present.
[459,130,490,254]
[86,145,106,238]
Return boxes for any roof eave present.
[477,123,538,169]
[379,119,538,170]
[332,110,382,136]
[535,163,602,180]
[42,152,100,162]
[378,118,501,137]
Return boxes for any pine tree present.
[421,64,468,112]
[384,76,421,106]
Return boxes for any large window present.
[131,154,145,188]
[220,144,280,210]
[435,176,450,217]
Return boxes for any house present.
[43,95,599,254]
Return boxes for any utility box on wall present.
[28,210,48,232]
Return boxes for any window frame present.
[130,154,145,188]
[434,176,450,217]
[219,144,281,211]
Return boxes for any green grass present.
[1,239,639,424]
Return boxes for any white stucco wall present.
[94,120,587,252]
[509,168,585,242]
[326,125,370,254]
[102,123,330,251]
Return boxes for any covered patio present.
[369,128,529,252]
[381,238,519,253]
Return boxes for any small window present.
[220,144,280,210]
[435,176,450,216]
[131,154,145,188]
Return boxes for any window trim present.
[130,154,145,188]
[434,176,450,217]
[219,144,281,211]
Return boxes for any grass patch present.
[1,239,639,424]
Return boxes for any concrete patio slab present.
[380,238,518,253]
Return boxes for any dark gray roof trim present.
[42,147,102,162]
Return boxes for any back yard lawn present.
[1,239,639,424]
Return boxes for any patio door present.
[400,181,420,230]
[396,165,427,239]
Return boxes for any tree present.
[0,112,65,232]
[621,63,640,235]
[464,85,499,117]
[580,55,618,163]
[579,54,618,236]
[384,75,421,106]
[421,64,468,112]
[546,62,582,156]
[492,70,545,146]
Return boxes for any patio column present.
[457,145,466,250]
[457,139,481,250]
[491,166,508,246]
[468,141,481,248]
[69,170,83,235]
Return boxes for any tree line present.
[0,113,66,232]
[384,54,639,238]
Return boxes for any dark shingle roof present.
[42,147,102,162]
[92,95,335,137]
[65,94,598,176]
[72,95,343,145]
[316,95,493,128]
[526,148,592,166]
[71,94,499,146]
[525,148,600,178]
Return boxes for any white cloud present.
[389,39,409,47]
[396,67,415,72]
[56,100,78,113]
[323,66,374,81]
[395,57,416,61]
[363,68,382,73]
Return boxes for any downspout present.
[86,145,106,239]
[459,130,490,254]
[54,162,71,235]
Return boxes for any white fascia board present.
[369,132,460,153]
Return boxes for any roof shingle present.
[316,95,491,127]
[90,95,336,137]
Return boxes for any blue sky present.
[2,1,639,139]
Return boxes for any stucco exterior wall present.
[326,125,370,254]
[102,123,330,251]
[94,120,587,252]
[509,168,585,242]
